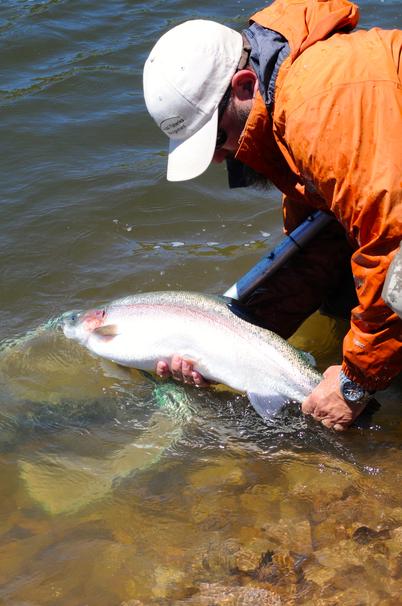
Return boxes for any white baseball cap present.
[143,20,243,181]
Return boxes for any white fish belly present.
[85,307,311,402]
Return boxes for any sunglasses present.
[216,128,228,150]
[215,84,232,150]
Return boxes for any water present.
[1,1,401,604]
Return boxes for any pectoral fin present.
[94,324,119,338]
[247,392,286,420]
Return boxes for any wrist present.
[339,370,374,406]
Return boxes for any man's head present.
[143,20,257,182]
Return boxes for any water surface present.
[1,1,401,604]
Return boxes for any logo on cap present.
[160,116,187,137]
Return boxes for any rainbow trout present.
[63,291,322,418]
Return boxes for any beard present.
[240,164,272,189]
[226,156,272,190]
[225,104,272,190]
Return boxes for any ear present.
[231,69,258,101]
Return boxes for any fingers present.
[303,402,345,428]
[155,355,209,387]
[156,360,170,378]
[333,423,347,432]
[171,354,187,380]
[302,394,351,429]
[302,400,359,431]
[303,404,336,427]
[191,369,210,387]
[301,395,315,416]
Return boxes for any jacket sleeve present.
[244,197,355,339]
[283,65,402,391]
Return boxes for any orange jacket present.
[236,0,402,390]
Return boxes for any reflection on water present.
[1,0,401,603]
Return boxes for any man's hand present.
[302,364,367,431]
[156,354,210,387]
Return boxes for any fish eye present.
[69,311,82,324]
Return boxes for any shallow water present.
[1,1,401,604]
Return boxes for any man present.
[143,0,402,430]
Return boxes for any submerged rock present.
[177,582,282,605]
[352,525,391,544]
[188,459,246,491]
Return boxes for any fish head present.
[63,308,106,343]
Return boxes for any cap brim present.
[167,109,218,182]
